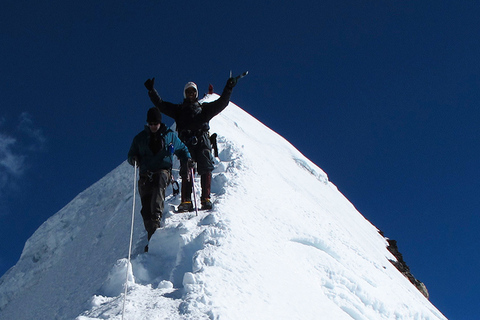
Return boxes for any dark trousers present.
[138,169,170,240]
[180,133,215,203]
[181,171,212,202]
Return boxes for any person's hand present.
[132,156,140,167]
[187,158,195,169]
[144,78,155,91]
[226,77,237,89]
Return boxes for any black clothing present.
[148,84,232,137]
[147,107,162,123]
[138,169,169,240]
[148,82,233,202]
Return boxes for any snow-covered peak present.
[0,97,447,319]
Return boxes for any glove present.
[226,77,237,89]
[144,78,155,91]
[187,158,195,169]
[131,156,140,167]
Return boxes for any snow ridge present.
[79,123,243,319]
[0,99,447,320]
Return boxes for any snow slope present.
[0,96,447,319]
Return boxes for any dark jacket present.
[148,84,233,139]
[128,124,191,174]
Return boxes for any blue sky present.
[1,1,479,318]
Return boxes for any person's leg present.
[200,172,213,209]
[178,156,194,212]
[138,176,157,240]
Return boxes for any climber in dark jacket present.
[144,76,237,211]
[128,107,192,249]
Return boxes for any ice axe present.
[230,70,249,81]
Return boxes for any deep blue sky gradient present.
[1,1,479,318]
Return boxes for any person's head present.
[184,82,198,102]
[146,107,162,133]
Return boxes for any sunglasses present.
[148,122,160,126]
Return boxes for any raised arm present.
[144,78,178,119]
[201,77,236,120]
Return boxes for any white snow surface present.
[0,96,447,320]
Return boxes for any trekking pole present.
[168,143,180,196]
[190,167,199,216]
[122,160,137,320]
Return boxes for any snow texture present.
[0,96,447,320]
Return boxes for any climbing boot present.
[201,198,213,210]
[177,201,194,212]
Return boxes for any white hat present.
[183,82,198,99]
